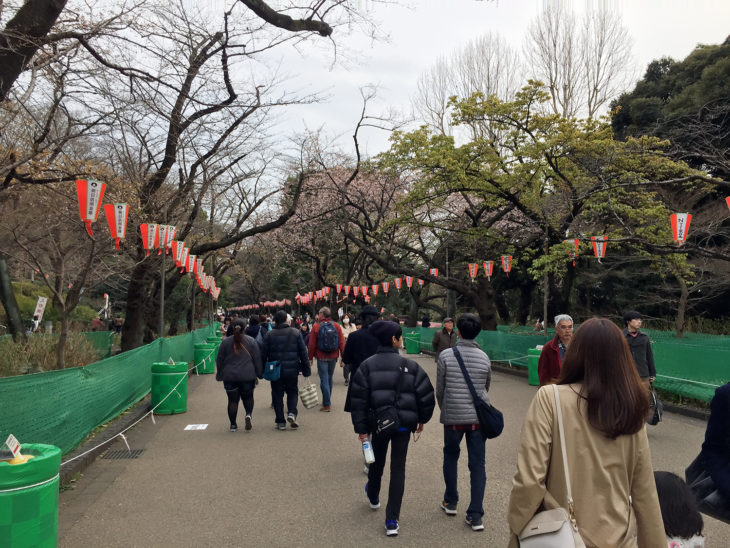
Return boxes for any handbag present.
[263,360,280,381]
[452,347,504,439]
[518,384,585,547]
[686,451,730,523]
[647,384,663,425]
[299,379,320,409]
[374,359,405,437]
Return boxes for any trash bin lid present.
[0,443,61,490]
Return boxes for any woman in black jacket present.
[263,310,312,430]
[216,319,263,432]
[349,321,435,537]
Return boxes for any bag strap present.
[452,347,481,405]
[393,357,406,406]
[552,384,576,521]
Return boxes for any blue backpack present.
[317,321,339,352]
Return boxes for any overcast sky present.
[264,0,730,157]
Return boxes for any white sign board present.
[33,296,48,323]
[184,424,208,431]
[4,434,21,457]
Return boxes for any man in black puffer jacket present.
[263,310,311,430]
[350,321,435,537]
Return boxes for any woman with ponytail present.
[216,319,263,432]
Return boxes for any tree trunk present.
[675,275,689,338]
[494,291,509,324]
[121,261,155,351]
[406,290,418,327]
[0,0,69,101]
[56,311,68,369]
[517,280,533,325]
[472,278,498,331]
[0,257,25,339]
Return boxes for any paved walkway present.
[58,353,729,546]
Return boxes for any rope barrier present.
[60,347,215,468]
[655,374,720,389]
[0,474,60,493]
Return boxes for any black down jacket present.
[262,324,311,379]
[350,346,435,435]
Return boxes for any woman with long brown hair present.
[508,317,665,547]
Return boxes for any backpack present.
[255,328,265,346]
[317,321,339,352]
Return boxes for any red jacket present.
[538,335,563,386]
[307,320,345,360]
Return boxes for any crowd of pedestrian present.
[211,306,718,543]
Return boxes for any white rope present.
[655,374,720,388]
[60,347,214,468]
[0,473,59,493]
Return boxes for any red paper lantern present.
[382,281,390,294]
[139,223,159,257]
[417,279,424,286]
[76,179,106,236]
[670,213,692,245]
[336,284,342,294]
[394,278,402,291]
[468,263,478,281]
[405,276,413,288]
[591,236,607,261]
[353,286,360,297]
[344,285,351,296]
[501,255,512,277]
[371,284,379,296]
[103,203,129,250]
[361,286,368,296]
[483,261,494,280]
[564,239,580,267]
[429,268,439,277]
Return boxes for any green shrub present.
[0,333,102,377]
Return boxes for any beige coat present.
[507,384,665,548]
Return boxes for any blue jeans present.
[317,359,336,406]
[443,427,486,518]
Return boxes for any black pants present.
[223,380,255,425]
[367,430,411,521]
[271,375,299,424]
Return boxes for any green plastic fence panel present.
[0,327,210,455]
[82,331,114,359]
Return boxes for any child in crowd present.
[654,471,705,548]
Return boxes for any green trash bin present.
[206,336,221,362]
[0,443,61,548]
[151,361,188,414]
[527,347,542,386]
[193,342,216,375]
[404,333,420,354]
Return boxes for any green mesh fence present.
[405,326,729,402]
[83,331,114,359]
[0,327,215,455]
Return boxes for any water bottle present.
[362,439,375,464]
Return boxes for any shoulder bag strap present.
[552,384,576,521]
[452,347,481,404]
[393,357,406,406]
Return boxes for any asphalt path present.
[58,352,729,547]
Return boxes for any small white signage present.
[5,434,21,457]
[184,424,208,431]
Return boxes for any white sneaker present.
[287,414,299,428]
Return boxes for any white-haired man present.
[537,314,573,386]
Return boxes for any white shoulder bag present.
[518,384,586,547]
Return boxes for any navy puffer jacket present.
[262,324,311,379]
[350,347,435,435]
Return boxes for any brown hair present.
[557,317,649,439]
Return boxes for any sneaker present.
[229,424,238,432]
[244,415,252,431]
[344,380,349,386]
[465,515,484,531]
[363,463,370,475]
[440,501,457,516]
[276,423,286,430]
[385,520,399,536]
[319,405,331,412]
[287,414,299,428]
[365,483,380,509]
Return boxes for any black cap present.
[360,305,380,318]
[369,320,401,346]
